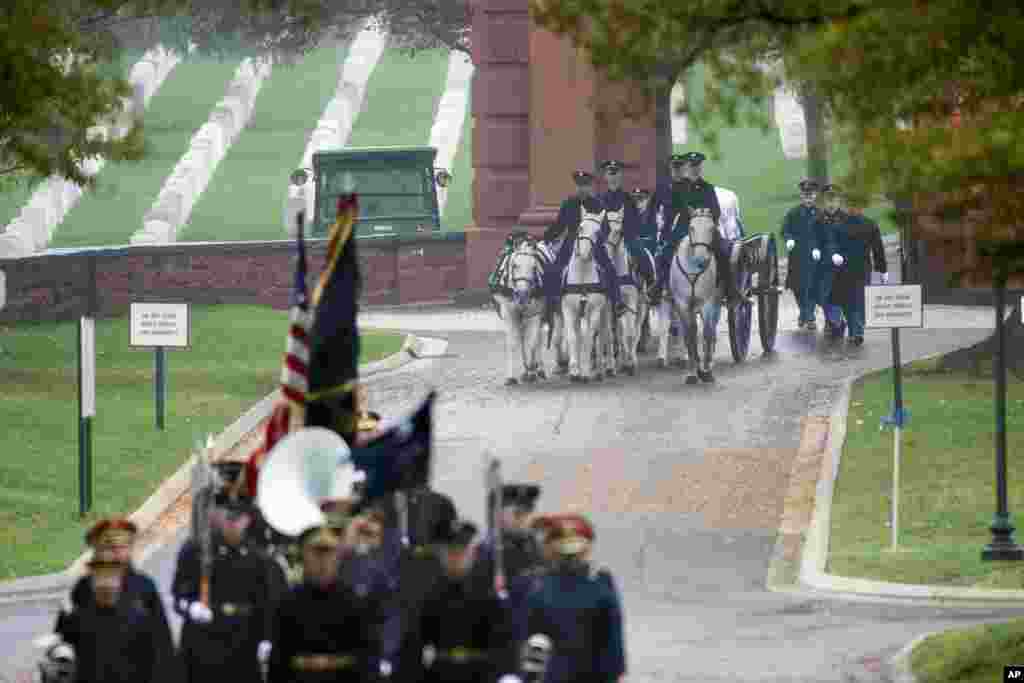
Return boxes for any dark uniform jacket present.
[549,195,616,280]
[267,580,382,683]
[525,561,626,683]
[420,572,507,683]
[56,600,166,683]
[172,538,286,683]
[339,540,406,678]
[597,190,642,242]
[781,204,820,294]
[653,178,722,246]
[828,213,888,304]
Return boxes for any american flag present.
[244,212,311,497]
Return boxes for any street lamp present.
[290,167,312,187]
[982,267,1024,561]
[434,168,452,188]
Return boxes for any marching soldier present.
[267,517,384,683]
[597,160,656,288]
[524,514,626,683]
[826,200,889,346]
[543,170,625,317]
[782,179,824,329]
[420,519,506,683]
[474,483,544,582]
[813,184,858,341]
[53,553,170,683]
[649,152,742,307]
[53,516,177,678]
[173,465,286,682]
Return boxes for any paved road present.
[5,292,1022,682]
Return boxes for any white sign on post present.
[865,285,923,328]
[80,317,95,418]
[130,303,190,348]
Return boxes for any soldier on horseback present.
[648,152,743,307]
[543,170,623,317]
[595,160,656,289]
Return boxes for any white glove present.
[785,239,795,251]
[379,660,393,677]
[811,248,821,261]
[187,601,213,623]
[498,676,523,683]
[832,253,845,266]
[881,272,890,284]
[258,640,272,662]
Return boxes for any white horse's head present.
[684,208,717,271]
[507,240,544,306]
[606,209,624,242]
[575,209,605,262]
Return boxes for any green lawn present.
[0,305,404,579]
[441,81,475,233]
[181,43,350,243]
[827,358,1024,588]
[0,50,146,230]
[910,618,1024,683]
[345,46,451,148]
[679,63,898,240]
[49,56,243,248]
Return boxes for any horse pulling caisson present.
[488,155,780,386]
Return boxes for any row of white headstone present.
[0,46,185,258]
[131,56,273,244]
[283,21,387,237]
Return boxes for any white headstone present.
[0,268,6,311]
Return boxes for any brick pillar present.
[517,28,598,231]
[465,0,531,292]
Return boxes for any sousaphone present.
[256,427,365,538]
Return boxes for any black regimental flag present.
[305,194,362,445]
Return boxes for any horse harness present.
[491,242,546,319]
[675,238,716,292]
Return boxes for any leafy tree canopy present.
[528,0,1024,279]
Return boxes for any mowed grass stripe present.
[181,44,348,242]
[0,50,146,230]
[49,56,243,248]
[0,304,404,579]
[678,63,897,240]
[346,46,451,148]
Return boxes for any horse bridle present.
[574,216,603,255]
[506,244,545,312]
[674,238,715,291]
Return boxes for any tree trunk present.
[802,87,829,186]
[654,84,673,190]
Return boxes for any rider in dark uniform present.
[782,179,823,330]
[524,514,626,683]
[543,170,624,317]
[649,152,742,307]
[596,160,656,288]
[420,520,506,683]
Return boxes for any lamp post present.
[982,270,1024,561]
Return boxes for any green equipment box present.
[308,146,452,239]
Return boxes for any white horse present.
[537,238,570,374]
[492,238,547,385]
[660,209,726,384]
[561,209,608,383]
[597,209,651,376]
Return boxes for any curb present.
[796,349,1024,606]
[0,332,423,603]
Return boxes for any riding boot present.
[718,241,743,307]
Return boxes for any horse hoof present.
[555,364,569,376]
[569,374,579,383]
[699,371,715,383]
[536,370,547,380]
[657,358,667,369]
[505,377,519,386]
[685,375,699,385]
[605,368,615,378]
[624,365,636,376]
[580,376,590,384]
[522,372,537,383]
[671,358,687,368]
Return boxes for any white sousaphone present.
[256,427,365,538]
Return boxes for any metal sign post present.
[130,303,190,431]
[865,283,923,549]
[78,316,96,516]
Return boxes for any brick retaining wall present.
[0,232,467,324]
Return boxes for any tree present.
[0,1,471,191]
